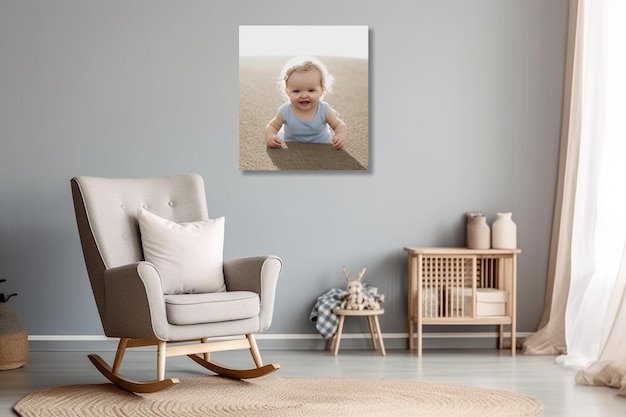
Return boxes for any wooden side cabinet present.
[404,247,521,356]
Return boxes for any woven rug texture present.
[14,376,543,417]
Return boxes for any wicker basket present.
[0,302,29,370]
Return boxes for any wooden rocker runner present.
[88,335,279,393]
[71,175,282,392]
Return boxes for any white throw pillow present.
[136,208,226,295]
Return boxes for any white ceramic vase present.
[491,212,517,249]
[466,214,490,249]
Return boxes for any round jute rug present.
[14,376,543,417]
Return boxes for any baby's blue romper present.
[278,101,337,144]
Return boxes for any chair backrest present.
[71,174,209,323]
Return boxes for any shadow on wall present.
[266,143,366,171]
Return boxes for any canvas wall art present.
[239,25,369,171]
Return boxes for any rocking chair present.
[70,174,282,392]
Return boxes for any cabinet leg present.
[417,322,423,357]
[511,322,516,356]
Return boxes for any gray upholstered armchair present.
[71,174,282,392]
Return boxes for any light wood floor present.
[1,347,625,416]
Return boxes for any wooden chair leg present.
[157,341,167,381]
[112,338,129,373]
[333,315,346,356]
[247,334,263,367]
[326,334,335,351]
[367,316,378,350]
[201,338,210,361]
[373,316,386,356]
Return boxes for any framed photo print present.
[239,25,369,171]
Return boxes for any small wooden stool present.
[328,308,385,356]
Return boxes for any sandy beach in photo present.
[239,56,369,170]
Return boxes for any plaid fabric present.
[309,285,382,340]
[309,288,347,339]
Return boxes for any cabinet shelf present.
[404,247,520,356]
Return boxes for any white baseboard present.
[27,332,532,351]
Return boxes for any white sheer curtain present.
[522,0,626,395]
[557,0,626,369]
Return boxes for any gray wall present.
[0,0,567,348]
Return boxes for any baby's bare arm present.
[327,108,347,150]
[265,112,284,148]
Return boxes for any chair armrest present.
[102,262,170,340]
[223,256,282,331]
